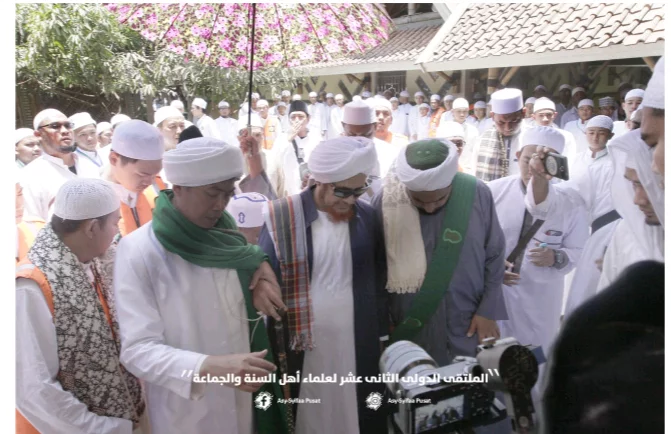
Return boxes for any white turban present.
[599,96,616,108]
[436,121,465,139]
[112,120,165,161]
[192,98,207,110]
[578,99,594,108]
[309,92,318,98]
[326,93,334,98]
[520,126,565,154]
[414,91,425,98]
[33,108,66,130]
[111,114,131,128]
[226,193,268,228]
[491,88,524,114]
[586,115,614,131]
[218,100,230,109]
[335,94,344,100]
[69,112,96,131]
[154,106,184,127]
[443,95,455,102]
[572,87,586,96]
[525,97,537,106]
[251,93,260,99]
[642,56,664,110]
[390,97,399,103]
[281,90,291,97]
[367,97,392,112]
[400,91,410,97]
[170,100,185,111]
[419,103,430,110]
[474,101,487,109]
[53,178,119,221]
[559,84,572,92]
[96,122,112,135]
[307,136,377,183]
[256,99,269,108]
[15,128,35,145]
[292,94,302,101]
[430,94,441,102]
[343,100,375,125]
[625,89,645,101]
[533,98,556,112]
[164,138,244,187]
[452,98,469,109]
[396,139,459,191]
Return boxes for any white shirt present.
[389,108,408,137]
[196,114,222,139]
[74,148,104,178]
[295,211,359,434]
[560,107,579,128]
[20,153,97,222]
[564,119,590,169]
[268,132,320,198]
[308,102,329,135]
[478,117,494,135]
[414,115,431,141]
[555,102,570,121]
[114,225,253,434]
[489,175,587,354]
[439,110,454,124]
[328,106,345,139]
[457,121,481,175]
[612,121,629,138]
[16,266,132,434]
[215,116,239,147]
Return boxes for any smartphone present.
[544,152,569,180]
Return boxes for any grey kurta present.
[371,179,507,366]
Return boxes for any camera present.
[380,338,542,434]
[543,152,569,180]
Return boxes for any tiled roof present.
[425,3,665,63]
[306,25,440,70]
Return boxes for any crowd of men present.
[14,56,664,434]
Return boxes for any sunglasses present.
[38,121,75,130]
[332,180,372,198]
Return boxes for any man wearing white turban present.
[190,98,222,139]
[560,87,588,128]
[369,97,409,178]
[258,136,388,434]
[488,127,588,406]
[215,100,239,148]
[408,91,426,140]
[154,106,186,151]
[640,56,664,187]
[17,178,149,434]
[597,129,664,291]
[307,91,328,138]
[526,116,620,318]
[96,122,113,148]
[113,137,289,434]
[69,112,104,178]
[327,93,345,139]
[613,89,645,137]
[15,128,42,168]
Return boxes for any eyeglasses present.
[38,122,75,130]
[332,180,372,198]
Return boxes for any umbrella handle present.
[247,3,257,129]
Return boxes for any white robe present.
[114,225,253,434]
[439,110,454,124]
[327,106,344,139]
[196,115,222,139]
[295,211,359,434]
[268,132,320,197]
[414,115,431,141]
[559,107,579,128]
[215,116,239,147]
[74,148,104,178]
[612,121,629,138]
[389,108,408,137]
[477,117,494,135]
[457,121,481,175]
[564,119,590,170]
[308,102,328,136]
[525,151,617,318]
[489,175,587,355]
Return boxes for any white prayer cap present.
[443,94,455,102]
[520,126,565,154]
[237,113,264,131]
[436,121,465,140]
[400,91,410,97]
[335,94,344,100]
[53,178,119,221]
[15,128,35,144]
[430,94,441,102]
[533,97,556,112]
[308,136,377,183]
[414,91,425,98]
[474,101,487,109]
[362,91,372,98]
[625,89,645,101]
[578,99,594,108]
[69,112,96,131]
[586,115,614,132]
[309,91,318,98]
[642,56,664,110]
[33,108,66,130]
[367,97,392,113]
[292,94,302,101]
[251,93,260,99]
[281,90,291,97]
[525,97,537,106]
[226,193,268,228]
[571,87,586,96]
[170,100,185,111]
[164,138,244,187]
[277,102,287,108]
[256,99,269,108]
[559,84,572,92]
[96,122,112,135]
[111,114,131,128]
[112,120,164,161]
[343,100,375,125]
[599,96,616,107]
[390,97,399,103]
[396,139,459,191]
[352,95,362,102]
[218,100,230,109]
[326,93,334,98]
[534,85,547,92]
[491,88,524,114]
[630,108,643,123]
[192,98,207,110]
[153,106,184,127]
[419,103,430,110]
[453,98,469,109]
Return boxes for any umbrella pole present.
[247,3,257,129]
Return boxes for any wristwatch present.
[553,249,564,266]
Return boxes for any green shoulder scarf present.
[152,190,288,434]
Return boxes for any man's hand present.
[250,261,287,321]
[527,244,556,267]
[595,257,604,272]
[287,120,303,141]
[503,261,521,286]
[200,350,277,393]
[238,128,260,155]
[466,315,500,344]
[528,145,554,181]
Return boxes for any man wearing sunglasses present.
[259,136,389,434]
[20,109,97,222]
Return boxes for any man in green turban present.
[113,137,289,434]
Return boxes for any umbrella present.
[107,3,393,126]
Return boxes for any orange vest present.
[143,175,167,206]
[262,117,277,150]
[429,108,446,138]
[119,176,166,236]
[16,220,45,264]
[15,262,115,434]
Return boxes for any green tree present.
[16,3,298,117]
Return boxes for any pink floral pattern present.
[106,3,392,70]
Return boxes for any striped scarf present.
[474,127,510,182]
